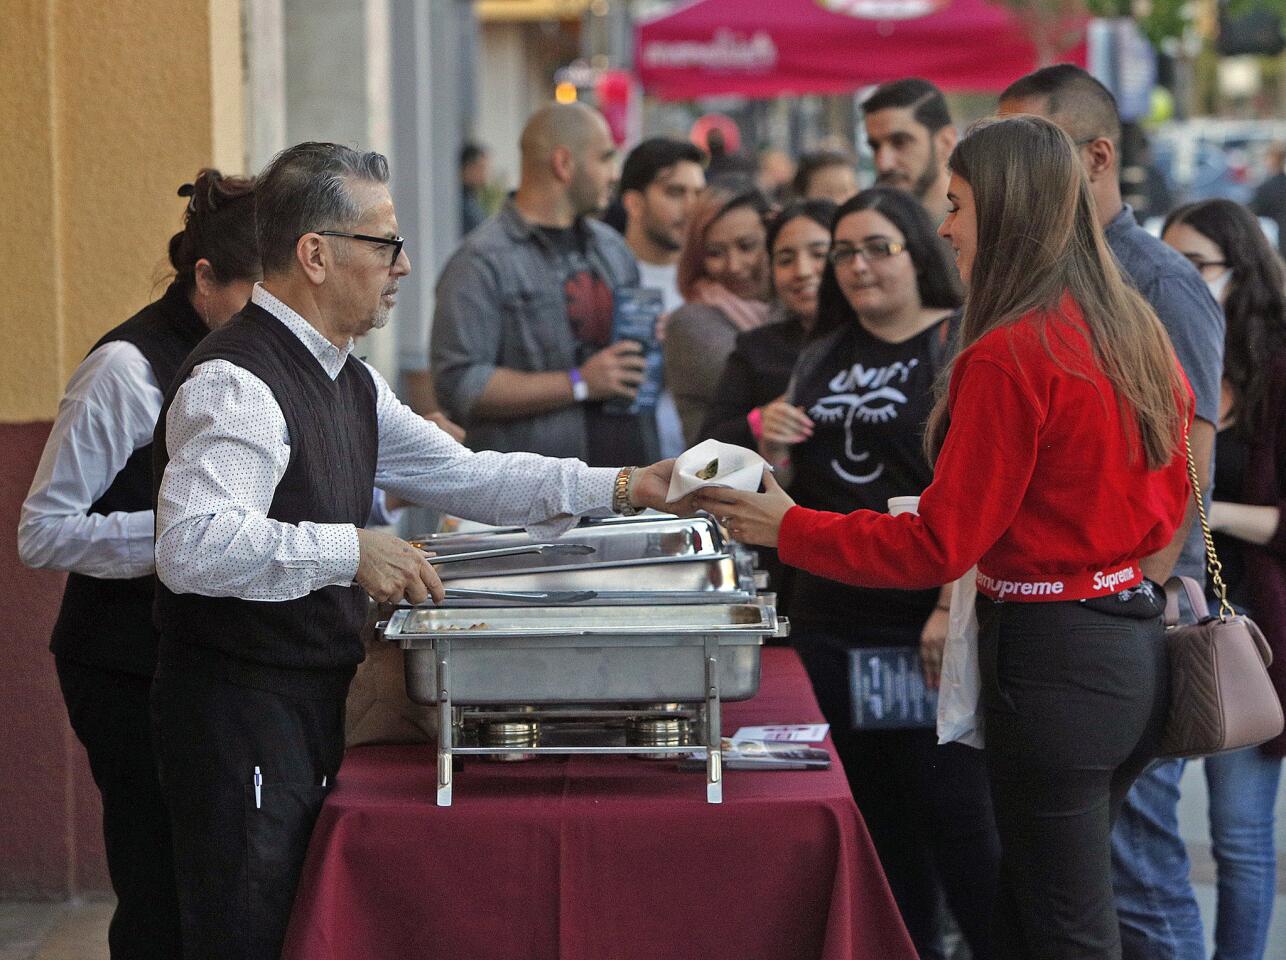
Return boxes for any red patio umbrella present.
[635,0,1088,101]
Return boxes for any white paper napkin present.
[665,439,770,503]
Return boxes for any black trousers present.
[56,657,182,960]
[150,669,344,960]
[794,625,1001,960]
[977,596,1169,960]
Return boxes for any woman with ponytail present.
[19,169,258,959]
[696,116,1194,959]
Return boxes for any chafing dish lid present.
[383,601,777,640]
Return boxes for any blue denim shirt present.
[1104,204,1225,581]
[431,200,640,460]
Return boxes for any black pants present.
[56,657,182,960]
[150,669,344,960]
[794,625,1001,960]
[977,595,1168,960]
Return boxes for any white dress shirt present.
[19,318,402,582]
[155,284,618,601]
[19,341,162,578]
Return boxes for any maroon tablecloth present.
[282,647,915,960]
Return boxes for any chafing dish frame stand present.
[432,635,725,806]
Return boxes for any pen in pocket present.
[253,766,262,809]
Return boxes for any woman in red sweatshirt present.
[697,115,1193,959]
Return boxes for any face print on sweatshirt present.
[789,322,939,519]
[808,356,921,484]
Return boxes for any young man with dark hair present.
[999,63,1225,960]
[618,136,706,290]
[862,77,956,223]
[617,136,706,456]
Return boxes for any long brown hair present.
[1163,198,1286,441]
[924,115,1187,469]
[675,183,771,301]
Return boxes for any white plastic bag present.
[936,567,985,748]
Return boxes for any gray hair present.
[255,141,390,274]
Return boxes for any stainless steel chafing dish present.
[382,600,786,806]
[411,514,764,599]
[384,513,788,806]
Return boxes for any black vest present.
[49,282,209,675]
[152,303,377,697]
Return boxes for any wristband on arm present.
[747,406,764,441]
[568,367,589,402]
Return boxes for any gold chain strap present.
[1184,430,1235,621]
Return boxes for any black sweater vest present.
[152,303,377,697]
[49,282,209,675]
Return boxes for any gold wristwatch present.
[613,466,641,516]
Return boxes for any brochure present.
[679,738,831,771]
[850,646,938,730]
[731,723,830,743]
[605,287,665,414]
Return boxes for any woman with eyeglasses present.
[18,169,259,960]
[741,186,997,959]
[697,116,1194,959]
[663,182,773,445]
[1162,198,1286,960]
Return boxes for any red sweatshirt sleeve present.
[778,355,1042,590]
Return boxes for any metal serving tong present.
[422,543,596,565]
[440,587,598,604]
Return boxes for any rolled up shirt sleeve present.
[154,360,361,599]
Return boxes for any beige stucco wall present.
[1,0,245,423]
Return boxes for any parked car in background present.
[1151,119,1286,205]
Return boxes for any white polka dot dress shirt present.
[155,284,618,601]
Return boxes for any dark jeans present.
[794,625,1001,960]
[150,668,344,960]
[56,657,182,960]
[977,596,1169,960]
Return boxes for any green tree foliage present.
[1003,1,1286,49]
[1080,0,1286,48]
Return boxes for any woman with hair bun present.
[698,115,1194,958]
[19,168,258,959]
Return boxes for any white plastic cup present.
[887,496,921,516]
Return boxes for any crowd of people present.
[16,62,1286,960]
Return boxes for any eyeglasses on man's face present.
[827,239,907,267]
[317,230,405,268]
